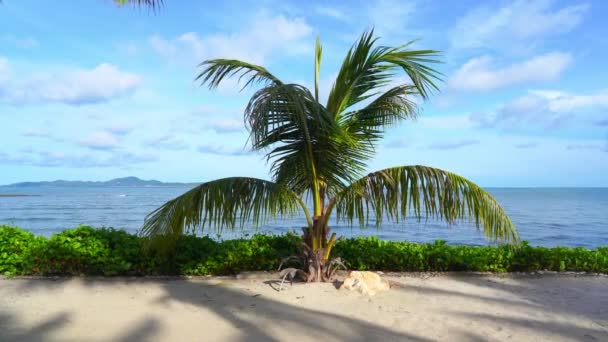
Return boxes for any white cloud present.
[149,35,178,61]
[149,14,312,66]
[197,144,252,156]
[565,143,605,151]
[368,0,416,35]
[78,131,122,150]
[1,63,142,105]
[385,139,412,149]
[105,122,136,136]
[1,149,157,168]
[451,0,589,49]
[192,104,219,116]
[471,89,608,130]
[117,42,139,57]
[314,6,348,21]
[417,115,472,130]
[528,89,608,112]
[1,35,39,49]
[21,129,51,138]
[145,135,189,151]
[206,118,244,133]
[427,139,480,150]
[449,53,571,92]
[0,57,9,86]
[515,142,539,149]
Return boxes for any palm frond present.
[341,84,420,140]
[332,165,519,244]
[197,59,282,90]
[326,29,442,119]
[326,30,392,116]
[380,44,443,99]
[114,0,164,9]
[314,36,322,102]
[141,177,309,240]
[245,83,366,195]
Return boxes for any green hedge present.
[1,225,607,277]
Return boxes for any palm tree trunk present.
[302,216,338,282]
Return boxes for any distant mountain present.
[2,177,198,188]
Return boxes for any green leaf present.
[332,165,519,244]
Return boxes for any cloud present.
[1,150,157,168]
[21,129,51,138]
[368,0,416,35]
[449,53,571,92]
[427,139,480,150]
[149,35,178,61]
[20,127,64,142]
[116,42,139,57]
[192,104,219,116]
[565,143,606,152]
[417,115,472,130]
[385,139,412,149]
[528,89,608,112]
[149,13,312,66]
[0,62,142,105]
[595,119,608,127]
[145,135,189,151]
[515,142,539,149]
[105,122,136,136]
[197,144,252,156]
[451,0,589,49]
[472,89,608,130]
[78,131,122,150]
[1,35,39,49]
[314,6,348,21]
[0,57,9,87]
[206,118,244,133]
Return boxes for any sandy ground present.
[1,273,607,342]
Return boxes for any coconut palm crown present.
[142,30,519,281]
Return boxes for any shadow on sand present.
[1,274,607,341]
[391,274,608,341]
[0,276,430,342]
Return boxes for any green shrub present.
[0,226,606,276]
[333,236,608,273]
[0,225,37,276]
[24,226,145,276]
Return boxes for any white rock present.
[339,271,390,296]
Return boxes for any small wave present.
[117,194,128,197]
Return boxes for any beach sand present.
[1,273,606,341]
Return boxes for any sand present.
[1,273,607,341]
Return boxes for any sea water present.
[0,186,607,248]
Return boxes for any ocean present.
[0,186,607,248]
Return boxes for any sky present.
[1,0,607,187]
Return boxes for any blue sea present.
[0,186,607,248]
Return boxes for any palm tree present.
[142,30,519,282]
[114,0,163,8]
[1,0,164,7]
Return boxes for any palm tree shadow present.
[7,277,433,341]
[0,309,163,342]
[0,311,71,342]
[154,279,431,341]
[116,317,162,342]
[390,274,608,341]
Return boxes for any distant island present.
[1,177,199,188]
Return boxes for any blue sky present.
[1,0,607,186]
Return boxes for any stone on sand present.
[340,271,390,296]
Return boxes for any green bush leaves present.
[333,238,608,273]
[0,225,606,276]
